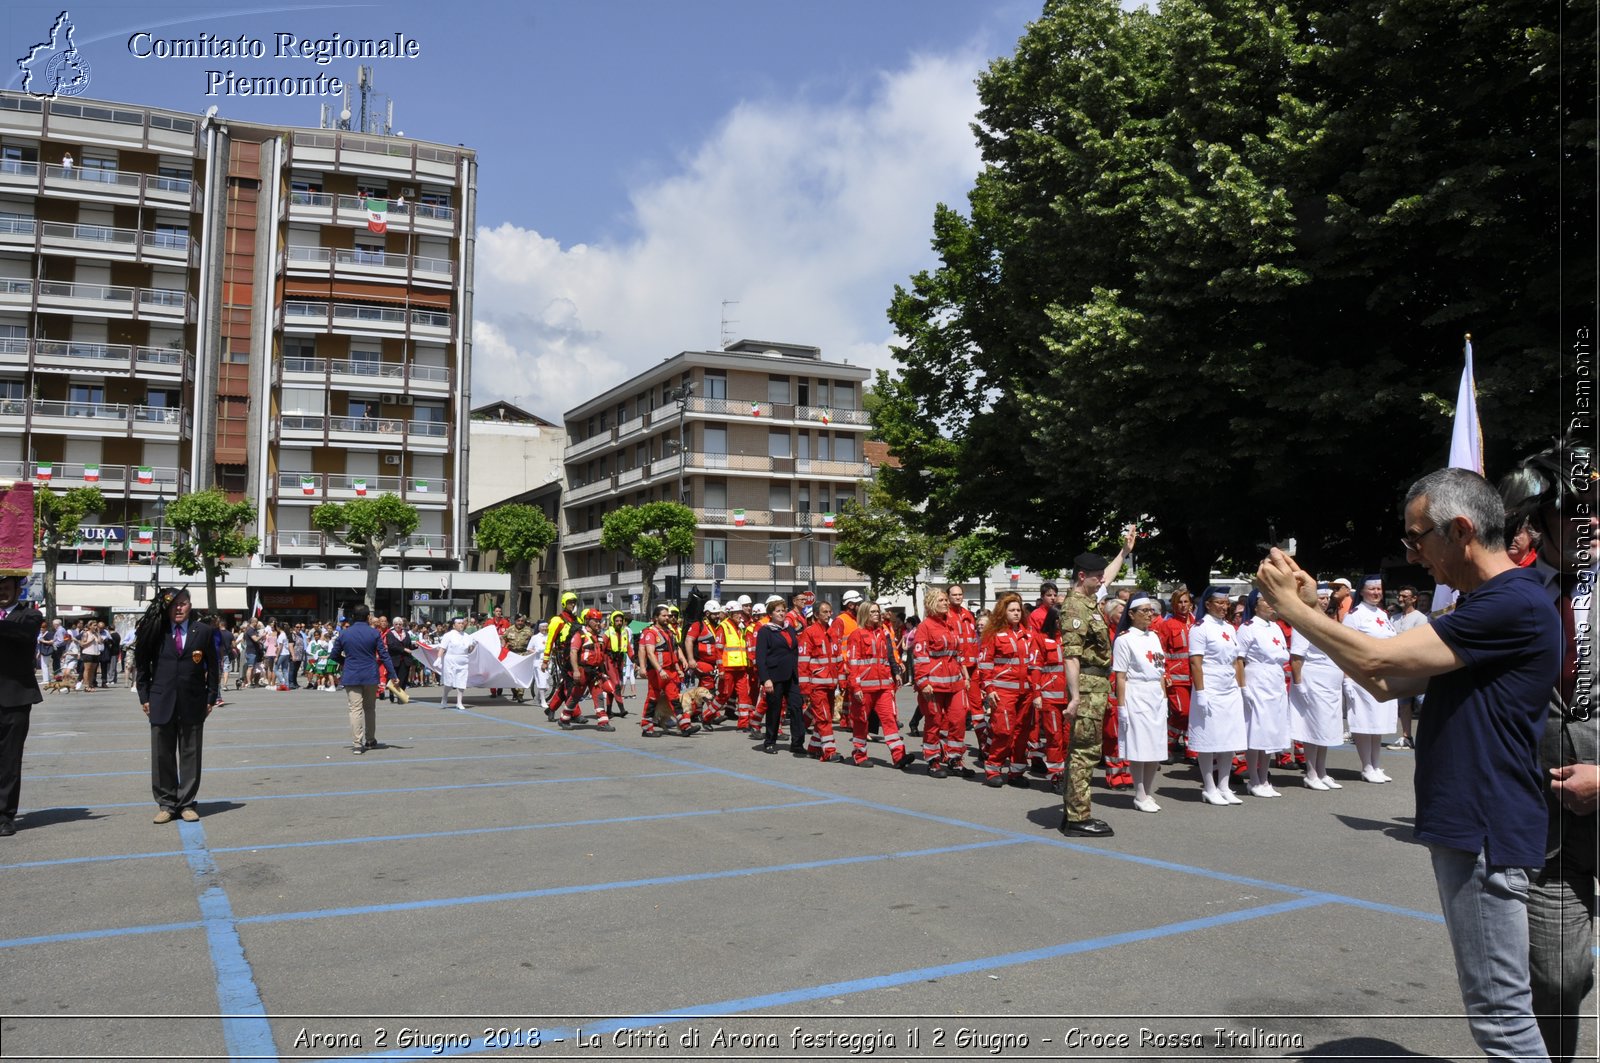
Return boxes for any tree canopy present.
[475,504,559,615]
[34,486,103,625]
[312,494,419,611]
[598,501,696,604]
[876,0,1589,589]
[832,475,945,600]
[167,489,259,615]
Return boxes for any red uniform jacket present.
[911,614,965,693]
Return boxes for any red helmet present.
[582,608,604,623]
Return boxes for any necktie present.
[174,626,184,655]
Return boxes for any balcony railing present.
[31,280,191,317]
[38,220,195,262]
[10,462,188,492]
[38,164,198,202]
[285,244,454,277]
[287,190,456,226]
[282,356,450,386]
[277,472,446,500]
[796,404,870,426]
[268,530,451,554]
[284,300,452,333]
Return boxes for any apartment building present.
[0,90,502,619]
[561,339,872,609]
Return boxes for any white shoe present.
[1322,776,1343,789]
[1303,776,1331,791]
[1133,796,1161,813]
[1221,788,1243,805]
[1375,768,1392,782]
[1248,784,1276,798]
[1201,790,1230,806]
[1361,767,1388,784]
[1261,785,1282,797]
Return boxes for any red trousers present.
[919,688,967,769]
[1167,682,1193,755]
[1102,697,1132,785]
[644,671,693,733]
[1038,699,1067,780]
[848,688,905,765]
[985,690,1034,778]
[719,668,756,728]
[566,667,616,723]
[967,672,989,760]
[802,684,837,759]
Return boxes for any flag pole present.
[1429,333,1481,614]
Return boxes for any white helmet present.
[764,594,786,606]
[735,595,753,607]
[704,600,723,612]
[842,589,863,604]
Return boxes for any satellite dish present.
[205,105,218,118]
[340,108,351,122]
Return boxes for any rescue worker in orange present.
[563,608,617,732]
[798,599,839,761]
[684,600,725,726]
[602,611,632,718]
[1031,607,1069,790]
[977,592,1038,787]
[840,601,910,768]
[1154,587,1197,760]
[638,603,700,738]
[911,586,970,778]
[716,604,755,730]
[543,592,580,722]
[828,590,864,724]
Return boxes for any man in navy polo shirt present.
[1257,467,1559,1062]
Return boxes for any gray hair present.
[1404,467,1506,551]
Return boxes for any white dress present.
[1238,617,1292,751]
[1289,627,1345,746]
[1112,627,1167,761]
[439,629,473,689]
[1187,615,1245,753]
[531,633,550,695]
[1342,602,1398,734]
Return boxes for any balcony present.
[281,356,450,394]
[34,280,192,322]
[683,452,775,475]
[32,339,190,380]
[0,278,31,309]
[691,508,842,530]
[565,476,614,504]
[276,414,450,450]
[565,427,615,459]
[565,527,603,550]
[38,220,195,266]
[617,414,646,441]
[284,244,454,286]
[277,471,447,504]
[17,462,188,494]
[795,458,872,479]
[687,395,772,420]
[796,404,870,426]
[266,529,451,557]
[286,189,456,236]
[283,300,452,341]
[0,214,34,249]
[37,164,199,208]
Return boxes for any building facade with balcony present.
[560,339,873,610]
[0,90,502,618]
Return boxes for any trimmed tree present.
[598,501,696,605]
[832,477,931,601]
[34,485,104,625]
[474,504,559,616]
[311,493,419,611]
[942,530,1010,612]
[166,488,260,615]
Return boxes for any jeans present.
[275,655,291,685]
[1528,858,1598,1063]
[1429,844,1551,1061]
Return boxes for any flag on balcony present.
[83,463,99,482]
[300,476,316,495]
[733,508,746,527]
[822,512,835,528]
[252,592,263,620]
[413,479,429,493]
[136,525,153,544]
[34,462,51,481]
[137,466,153,484]
[749,402,762,417]
[818,408,832,425]
[353,478,368,496]
[364,197,388,234]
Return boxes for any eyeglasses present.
[1400,526,1439,553]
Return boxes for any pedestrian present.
[1188,586,1246,806]
[561,609,618,731]
[1111,595,1167,812]
[1155,588,1197,760]
[437,616,472,710]
[977,592,1036,786]
[1385,585,1430,750]
[842,601,909,768]
[1237,590,1291,798]
[638,603,698,737]
[798,599,840,761]
[753,596,804,756]
[134,588,221,822]
[911,586,969,778]
[384,618,416,702]
[1058,552,1119,835]
[1256,466,1559,1061]
[330,604,396,753]
[78,619,102,691]
[0,483,43,837]
[1344,575,1399,783]
[531,621,551,707]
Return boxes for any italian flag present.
[732,509,746,527]
[83,463,100,482]
[822,512,835,528]
[300,476,316,495]
[818,408,832,425]
[749,402,762,417]
[35,462,51,481]
[413,479,429,493]
[137,466,153,484]
[136,525,153,544]
[353,478,368,496]
[364,197,388,234]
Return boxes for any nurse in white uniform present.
[1237,590,1291,798]
[1290,583,1345,790]
[1188,586,1246,806]
[1111,596,1168,812]
[438,616,472,710]
[1342,575,1399,782]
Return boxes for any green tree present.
[832,477,931,601]
[878,0,1583,589]
[34,486,103,625]
[311,494,419,611]
[475,504,559,616]
[166,489,260,615]
[942,530,1010,611]
[598,501,696,604]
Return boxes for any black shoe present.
[0,818,14,836]
[928,765,949,780]
[1029,757,1048,777]
[1007,774,1031,789]
[557,717,572,730]
[680,723,701,736]
[1060,818,1114,838]
[758,743,779,755]
[641,729,660,739]
[898,756,919,771]
[595,722,615,732]
[352,745,365,755]
[983,774,1005,788]
[854,757,872,768]
[366,740,382,750]
[790,748,809,758]
[613,707,629,718]
[1052,777,1066,795]
[545,709,557,722]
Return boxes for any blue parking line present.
[27,749,595,781]
[177,820,281,1062]
[0,837,1023,949]
[0,799,845,872]
[20,768,712,814]
[318,895,1329,1062]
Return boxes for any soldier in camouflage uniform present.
[502,615,534,702]
[1059,551,1116,837]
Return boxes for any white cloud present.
[470,49,984,419]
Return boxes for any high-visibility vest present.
[718,619,749,668]
[605,627,630,654]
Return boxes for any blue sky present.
[4,0,1044,417]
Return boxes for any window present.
[80,156,118,184]
[768,482,789,511]
[703,481,727,515]
[702,371,726,399]
[348,346,380,373]
[703,425,727,455]
[798,380,810,407]
[797,487,810,514]
[796,433,810,461]
[767,540,792,565]
[816,380,830,408]
[152,222,189,249]
[703,537,727,566]
[0,378,23,399]
[68,383,104,416]
[413,403,446,424]
[833,383,855,409]
[767,430,790,458]
[835,435,856,462]
[837,493,854,514]
[352,238,384,265]
[816,435,830,461]
[348,398,382,420]
[767,376,790,405]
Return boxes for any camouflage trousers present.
[1062,685,1109,822]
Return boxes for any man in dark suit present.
[0,572,43,836]
[754,595,805,756]
[135,588,220,824]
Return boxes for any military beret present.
[1073,552,1109,574]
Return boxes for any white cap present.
[704,600,723,612]
[842,590,863,604]
[1331,577,1353,590]
[735,595,753,607]
[764,594,785,606]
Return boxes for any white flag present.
[1429,335,1482,615]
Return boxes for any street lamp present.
[397,534,410,621]
[672,380,693,602]
[151,486,167,595]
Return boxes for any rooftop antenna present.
[719,300,740,349]
[321,66,395,135]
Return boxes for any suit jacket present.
[137,620,221,726]
[0,603,44,710]
[1535,559,1598,871]
[755,621,800,685]
[331,621,396,686]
